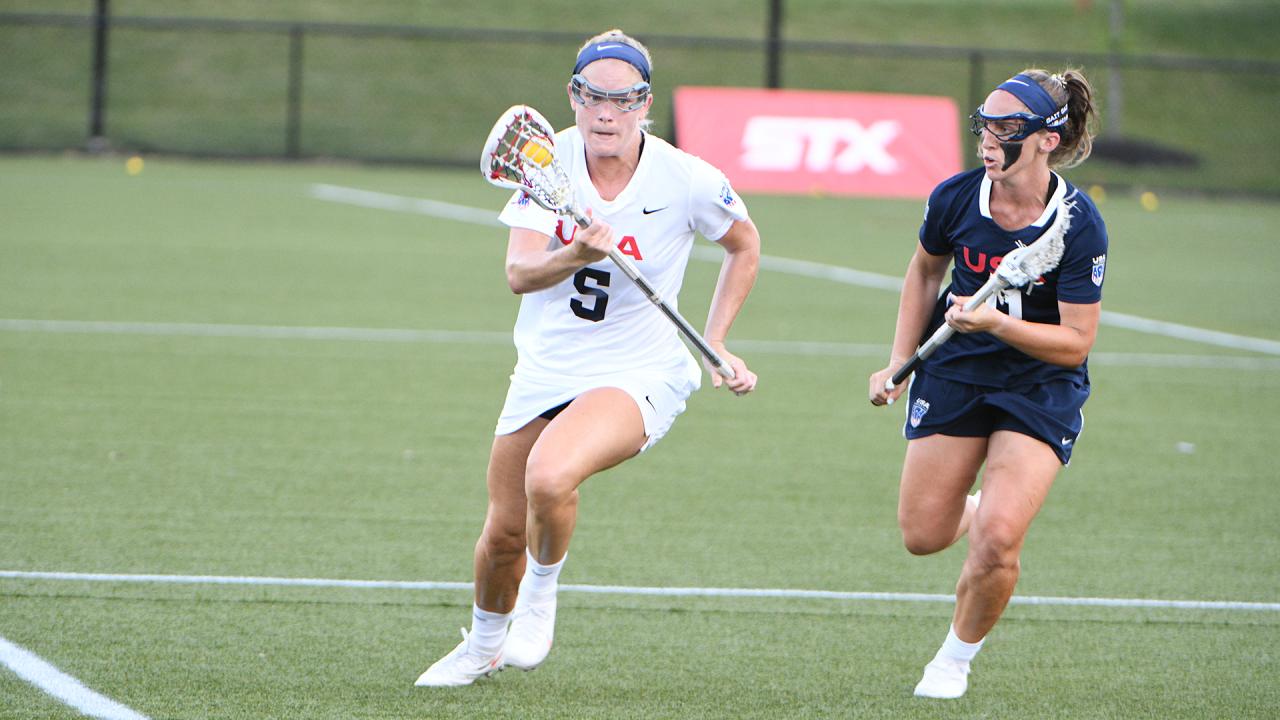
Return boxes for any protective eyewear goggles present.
[969,107,1047,142]
[570,74,650,112]
[969,104,1066,142]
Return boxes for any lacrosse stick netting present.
[886,199,1073,391]
[482,106,584,223]
[481,105,736,380]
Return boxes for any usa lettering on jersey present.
[555,219,644,261]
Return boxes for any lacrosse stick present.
[481,104,736,381]
[886,200,1073,392]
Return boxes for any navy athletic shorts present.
[903,369,1089,465]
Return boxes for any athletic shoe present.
[913,655,971,699]
[414,628,504,687]
[504,596,556,671]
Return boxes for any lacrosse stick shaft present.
[568,208,737,381]
[884,196,1071,394]
[886,274,1010,390]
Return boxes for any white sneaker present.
[913,655,971,699]
[504,595,556,671]
[414,628,504,687]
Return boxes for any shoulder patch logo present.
[719,180,738,208]
[1091,253,1106,287]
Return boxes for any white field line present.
[689,245,904,292]
[0,318,510,345]
[4,318,1280,371]
[1100,311,1280,355]
[310,183,503,227]
[309,183,1280,356]
[0,635,149,720]
[2,570,1277,613]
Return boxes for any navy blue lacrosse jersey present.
[917,168,1108,387]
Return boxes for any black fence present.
[2,10,1278,195]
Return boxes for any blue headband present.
[997,74,1068,127]
[573,41,651,83]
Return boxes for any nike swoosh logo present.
[596,44,623,50]
[642,206,667,215]
[644,395,657,410]
[1061,437,1074,446]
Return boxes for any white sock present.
[938,624,985,663]
[522,549,566,602]
[469,603,510,656]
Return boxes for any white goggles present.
[570,74,650,112]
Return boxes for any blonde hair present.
[578,29,654,76]
[1018,67,1100,169]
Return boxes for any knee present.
[524,459,580,515]
[968,520,1023,573]
[479,520,525,563]
[901,532,950,556]
[899,518,951,556]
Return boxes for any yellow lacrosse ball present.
[125,156,144,175]
[521,140,552,168]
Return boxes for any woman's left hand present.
[704,342,757,396]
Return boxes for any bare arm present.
[944,298,1100,367]
[504,214,615,294]
[869,245,951,405]
[703,218,761,393]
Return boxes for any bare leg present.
[952,492,982,545]
[898,434,988,556]
[952,430,1060,642]
[416,419,552,687]
[473,419,546,614]
[524,387,646,565]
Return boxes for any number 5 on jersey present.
[570,267,611,321]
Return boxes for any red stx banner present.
[673,86,961,199]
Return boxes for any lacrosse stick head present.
[996,200,1073,287]
[1020,199,1072,277]
[481,105,574,216]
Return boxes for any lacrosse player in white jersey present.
[416,28,760,687]
[869,67,1107,699]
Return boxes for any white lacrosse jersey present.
[497,127,749,385]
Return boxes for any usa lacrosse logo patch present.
[909,398,930,428]
[1091,254,1106,286]
[719,180,739,208]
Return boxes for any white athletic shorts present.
[495,362,700,452]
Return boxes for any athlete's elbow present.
[1053,345,1092,368]
[1050,327,1096,367]
[505,267,532,294]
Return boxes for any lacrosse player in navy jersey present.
[868,68,1107,699]
[416,29,760,687]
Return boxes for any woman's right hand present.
[868,364,907,407]
[568,209,614,265]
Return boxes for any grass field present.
[1,155,1279,719]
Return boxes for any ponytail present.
[1020,67,1099,169]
